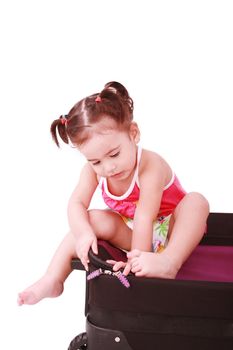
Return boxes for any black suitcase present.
[68,212,233,350]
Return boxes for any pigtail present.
[50,116,69,147]
[104,81,129,99]
[103,81,134,114]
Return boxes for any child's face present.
[79,121,139,180]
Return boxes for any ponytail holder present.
[95,96,102,103]
[60,115,68,125]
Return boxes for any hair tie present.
[95,96,102,103]
[59,115,68,125]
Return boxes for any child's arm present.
[110,152,169,275]
[131,152,167,251]
[67,163,99,270]
[120,152,169,275]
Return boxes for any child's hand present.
[75,233,98,271]
[106,259,132,276]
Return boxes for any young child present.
[18,81,209,305]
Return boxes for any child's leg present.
[163,192,209,269]
[18,232,76,305]
[88,209,132,250]
[129,192,209,278]
[18,210,132,305]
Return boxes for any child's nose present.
[105,162,116,175]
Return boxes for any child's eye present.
[110,151,120,158]
[92,161,100,166]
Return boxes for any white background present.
[1,1,233,349]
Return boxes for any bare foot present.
[127,249,179,278]
[18,274,64,306]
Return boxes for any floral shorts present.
[121,214,172,253]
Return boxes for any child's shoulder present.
[139,148,172,182]
[140,148,166,166]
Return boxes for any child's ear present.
[129,122,140,143]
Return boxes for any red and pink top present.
[100,147,186,219]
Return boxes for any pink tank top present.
[100,147,186,219]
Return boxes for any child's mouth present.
[111,171,124,179]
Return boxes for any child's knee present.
[88,209,116,239]
[188,192,209,214]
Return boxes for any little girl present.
[18,81,209,305]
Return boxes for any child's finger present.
[106,259,117,265]
[123,262,131,276]
[112,261,126,271]
[91,239,98,255]
[80,252,89,271]
[81,259,89,271]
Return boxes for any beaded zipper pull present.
[87,268,130,288]
[113,271,130,288]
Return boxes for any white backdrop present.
[1,1,233,349]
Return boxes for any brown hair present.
[50,81,134,147]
